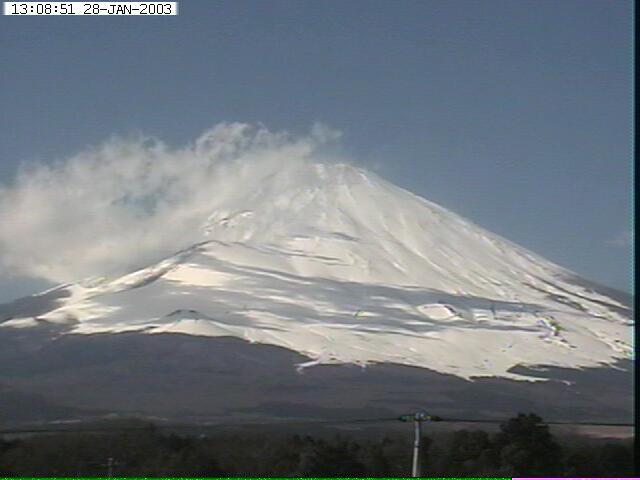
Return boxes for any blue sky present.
[0,0,633,301]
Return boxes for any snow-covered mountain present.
[1,162,632,381]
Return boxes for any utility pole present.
[107,456,114,478]
[411,415,421,477]
[398,412,441,477]
[103,456,120,477]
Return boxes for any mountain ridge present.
[0,162,633,381]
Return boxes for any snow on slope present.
[2,162,632,380]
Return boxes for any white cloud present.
[0,123,341,283]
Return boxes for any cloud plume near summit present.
[1,122,632,380]
[0,123,342,283]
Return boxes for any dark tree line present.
[0,413,634,477]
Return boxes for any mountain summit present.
[2,162,632,380]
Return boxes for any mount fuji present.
[0,143,633,426]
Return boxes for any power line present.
[0,415,633,435]
[432,417,634,427]
[0,416,398,435]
